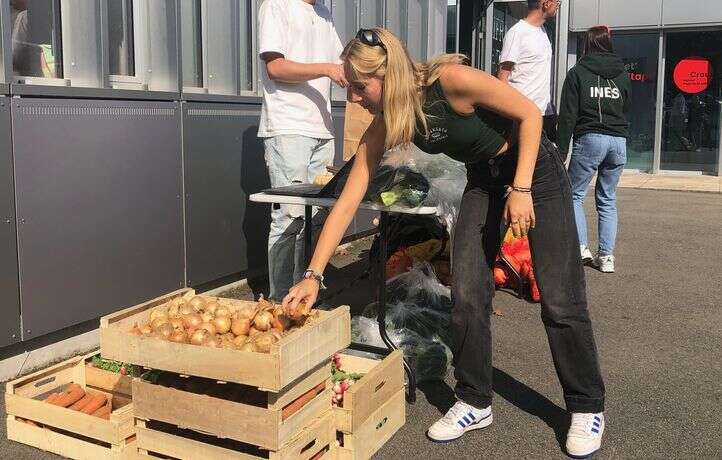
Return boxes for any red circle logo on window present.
[673,57,713,94]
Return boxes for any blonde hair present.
[342,28,468,150]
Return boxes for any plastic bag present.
[367,165,430,207]
[386,262,452,314]
[350,317,452,383]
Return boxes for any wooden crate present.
[5,352,136,460]
[135,411,336,460]
[132,362,331,451]
[333,351,404,434]
[336,389,406,460]
[100,288,351,391]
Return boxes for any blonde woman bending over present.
[283,28,606,459]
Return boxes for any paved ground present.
[1,188,720,459]
[618,172,722,194]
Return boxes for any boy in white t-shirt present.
[257,0,347,300]
[498,0,560,142]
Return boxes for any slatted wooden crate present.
[135,411,336,460]
[132,361,331,451]
[100,288,351,392]
[5,352,136,460]
[332,351,405,460]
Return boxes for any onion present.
[233,335,248,347]
[169,330,188,343]
[204,301,220,315]
[213,316,232,334]
[169,317,184,331]
[156,323,174,340]
[231,318,251,336]
[179,303,194,316]
[220,340,236,349]
[249,326,262,337]
[202,336,220,348]
[258,297,274,311]
[253,332,278,353]
[151,317,169,331]
[240,342,257,352]
[253,311,273,332]
[271,314,292,332]
[200,312,214,323]
[198,321,217,336]
[183,313,203,330]
[215,305,231,318]
[140,324,154,336]
[150,307,169,322]
[190,329,209,345]
[167,303,180,316]
[189,296,205,311]
[236,304,257,320]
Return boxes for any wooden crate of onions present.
[100,288,350,391]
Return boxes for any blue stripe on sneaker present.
[594,416,601,422]
[462,415,471,425]
[591,427,599,433]
[593,421,600,427]
[468,412,476,421]
[458,420,466,428]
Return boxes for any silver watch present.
[303,269,326,290]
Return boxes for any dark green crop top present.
[412,79,513,164]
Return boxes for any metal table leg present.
[376,211,417,403]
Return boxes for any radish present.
[332,383,342,394]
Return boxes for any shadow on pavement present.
[492,368,569,449]
[418,380,456,414]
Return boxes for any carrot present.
[91,400,113,420]
[69,394,94,411]
[45,393,61,404]
[282,381,327,420]
[51,384,85,408]
[80,394,107,414]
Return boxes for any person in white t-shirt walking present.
[257,0,347,301]
[498,0,560,142]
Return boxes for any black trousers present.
[451,137,605,413]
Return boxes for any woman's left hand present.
[504,190,535,238]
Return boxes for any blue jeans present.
[568,133,627,256]
[263,135,334,300]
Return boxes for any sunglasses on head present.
[356,29,385,50]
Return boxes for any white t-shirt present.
[499,19,554,115]
[257,0,344,139]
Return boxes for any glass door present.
[661,31,722,174]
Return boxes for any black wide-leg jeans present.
[451,137,605,413]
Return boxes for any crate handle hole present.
[34,376,57,388]
[376,417,388,430]
[374,380,386,393]
[300,438,318,454]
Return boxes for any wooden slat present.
[6,394,129,444]
[85,364,133,396]
[6,417,134,460]
[338,351,404,433]
[268,362,330,410]
[276,306,351,389]
[340,389,405,460]
[7,354,86,397]
[135,412,335,460]
[99,288,193,329]
[100,327,281,389]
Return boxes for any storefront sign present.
[673,57,713,94]
[624,58,651,83]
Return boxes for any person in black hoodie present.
[558,25,631,274]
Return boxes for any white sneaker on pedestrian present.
[566,412,604,458]
[592,254,615,273]
[579,245,594,264]
[427,400,493,442]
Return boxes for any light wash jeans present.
[568,133,627,256]
[263,135,334,300]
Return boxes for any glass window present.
[612,33,659,171]
[661,31,721,173]
[180,0,203,88]
[239,0,253,92]
[491,2,555,76]
[107,0,135,76]
[446,0,457,53]
[359,0,384,29]
[11,0,63,78]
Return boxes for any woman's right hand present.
[282,279,319,318]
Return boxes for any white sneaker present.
[427,400,493,442]
[579,245,594,264]
[566,412,604,458]
[592,254,615,273]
